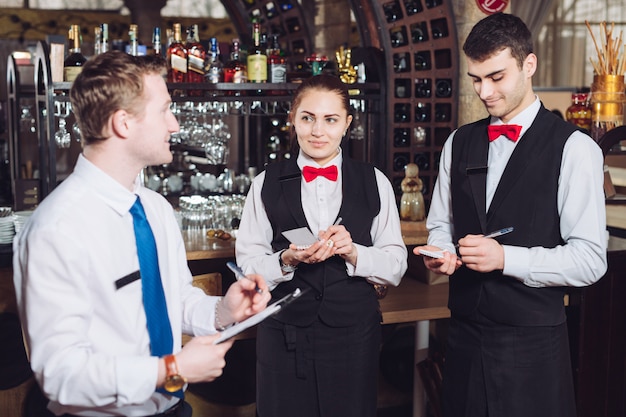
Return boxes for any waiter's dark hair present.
[463,13,533,69]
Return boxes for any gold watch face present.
[164,374,186,392]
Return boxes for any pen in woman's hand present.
[226,261,263,294]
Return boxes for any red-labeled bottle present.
[167,23,187,83]
[566,92,591,133]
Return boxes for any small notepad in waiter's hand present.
[213,288,304,344]
[418,249,445,259]
[281,227,318,250]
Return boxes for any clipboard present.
[213,288,304,344]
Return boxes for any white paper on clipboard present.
[213,288,304,344]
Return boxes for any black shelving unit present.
[21,40,382,203]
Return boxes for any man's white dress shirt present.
[13,155,219,416]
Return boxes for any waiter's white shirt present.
[13,155,218,416]
[427,98,607,287]
[236,149,407,290]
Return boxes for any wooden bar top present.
[183,221,429,261]
[183,230,237,261]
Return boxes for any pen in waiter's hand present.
[226,261,263,294]
[455,226,514,248]
[317,217,343,243]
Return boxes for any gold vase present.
[590,74,625,142]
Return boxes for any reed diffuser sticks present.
[586,20,626,76]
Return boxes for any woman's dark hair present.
[463,13,533,69]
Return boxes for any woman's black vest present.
[261,155,381,327]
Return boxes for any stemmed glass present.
[65,102,81,142]
[54,101,71,148]
[350,99,365,141]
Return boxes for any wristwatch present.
[279,249,298,273]
[163,354,187,393]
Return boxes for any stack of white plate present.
[0,207,15,244]
[12,210,34,235]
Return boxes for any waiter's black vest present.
[261,156,381,327]
[449,105,579,326]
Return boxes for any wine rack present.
[9,0,458,209]
[349,0,458,205]
[222,0,458,205]
[221,0,313,72]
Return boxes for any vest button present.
[315,293,323,300]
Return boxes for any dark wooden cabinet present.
[571,236,626,417]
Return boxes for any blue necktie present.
[131,197,183,398]
[130,197,173,357]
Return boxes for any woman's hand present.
[281,224,356,267]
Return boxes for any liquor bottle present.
[165,28,173,50]
[64,25,87,82]
[167,23,187,83]
[205,37,224,84]
[127,24,139,56]
[100,23,109,53]
[94,26,102,56]
[185,24,206,84]
[566,92,592,133]
[224,38,247,83]
[247,21,267,83]
[152,27,162,56]
[267,34,287,83]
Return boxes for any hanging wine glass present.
[350,99,365,141]
[53,100,71,148]
[54,116,71,148]
[66,102,81,142]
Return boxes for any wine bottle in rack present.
[205,37,224,84]
[94,26,102,56]
[268,34,287,83]
[167,23,188,84]
[100,23,109,53]
[185,24,206,85]
[152,27,162,56]
[224,39,248,84]
[64,24,87,82]
[127,24,139,56]
[247,20,268,83]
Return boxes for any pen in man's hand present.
[455,226,514,248]
[483,227,514,239]
[226,261,263,294]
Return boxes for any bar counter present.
[183,220,429,261]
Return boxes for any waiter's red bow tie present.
[302,165,339,182]
[487,124,522,142]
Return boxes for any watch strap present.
[279,249,297,273]
[163,354,187,394]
